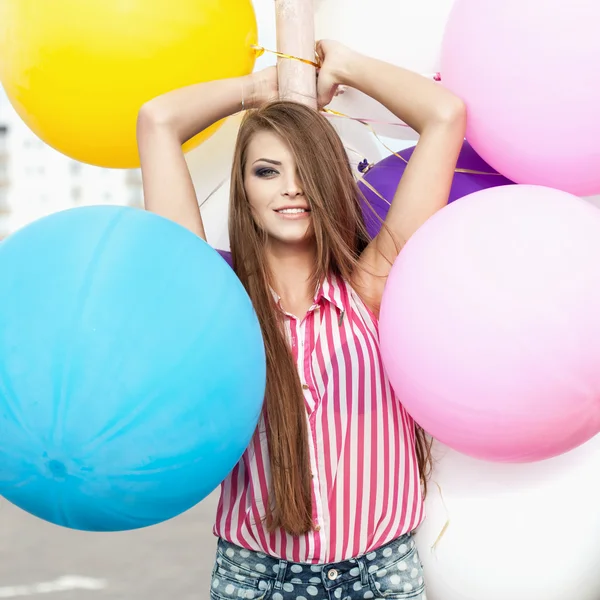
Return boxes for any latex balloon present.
[585,195,600,210]
[0,206,265,531]
[441,0,600,195]
[416,437,600,600]
[315,0,456,138]
[380,184,600,462]
[0,0,257,168]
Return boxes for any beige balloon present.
[315,0,456,139]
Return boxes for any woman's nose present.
[282,177,303,197]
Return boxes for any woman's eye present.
[255,168,278,177]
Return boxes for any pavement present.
[0,491,220,600]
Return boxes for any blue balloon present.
[0,206,265,531]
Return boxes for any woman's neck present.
[266,240,319,317]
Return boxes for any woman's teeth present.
[277,208,307,214]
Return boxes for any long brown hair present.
[228,100,432,536]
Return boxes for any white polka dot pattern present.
[209,536,426,600]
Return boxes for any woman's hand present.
[315,40,357,108]
[245,66,279,109]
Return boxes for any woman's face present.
[244,130,313,247]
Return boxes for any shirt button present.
[314,524,321,532]
[302,384,309,390]
[327,569,339,581]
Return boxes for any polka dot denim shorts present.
[210,533,426,600]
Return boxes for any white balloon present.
[416,437,600,600]
[185,115,243,251]
[315,0,456,138]
[316,0,455,73]
[198,179,231,252]
[585,195,600,209]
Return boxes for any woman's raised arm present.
[317,41,466,313]
[136,68,278,239]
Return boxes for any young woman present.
[137,40,465,600]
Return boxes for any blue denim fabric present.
[210,533,426,600]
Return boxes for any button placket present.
[298,315,318,414]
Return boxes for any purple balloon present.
[358,140,514,239]
[216,249,233,267]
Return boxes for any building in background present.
[0,123,9,239]
[0,86,143,241]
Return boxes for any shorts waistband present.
[216,533,415,591]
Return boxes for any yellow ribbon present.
[252,44,321,69]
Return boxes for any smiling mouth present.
[275,208,310,214]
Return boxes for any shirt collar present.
[314,274,345,312]
[270,273,345,313]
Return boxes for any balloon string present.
[324,108,501,177]
[252,44,439,83]
[252,44,321,68]
[430,482,450,553]
[325,107,412,131]
[358,175,392,208]
[199,177,228,209]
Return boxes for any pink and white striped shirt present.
[214,274,423,564]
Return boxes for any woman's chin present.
[267,228,315,248]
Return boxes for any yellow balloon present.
[0,0,257,168]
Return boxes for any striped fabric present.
[213,274,423,564]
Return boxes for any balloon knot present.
[358,159,372,174]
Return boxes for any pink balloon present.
[441,0,600,197]
[380,185,600,462]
